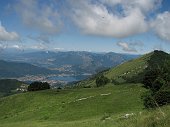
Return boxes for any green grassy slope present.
[0,83,169,127]
[73,52,152,88]
[0,84,146,127]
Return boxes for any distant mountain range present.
[0,51,140,76]
[0,60,56,78]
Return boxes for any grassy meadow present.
[0,83,169,127]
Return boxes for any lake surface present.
[48,76,78,82]
[47,75,89,82]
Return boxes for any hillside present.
[0,84,169,127]
[0,51,169,127]
[0,84,146,127]
[74,50,170,88]
[0,79,27,97]
[0,60,57,78]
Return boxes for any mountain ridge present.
[0,51,140,75]
[73,50,170,88]
[0,60,57,78]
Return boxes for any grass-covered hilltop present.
[0,50,170,127]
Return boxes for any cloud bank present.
[11,0,170,45]
[68,0,162,38]
[0,21,19,41]
[117,41,144,53]
[151,11,170,42]
[15,0,63,35]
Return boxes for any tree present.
[96,75,110,87]
[28,82,50,91]
[141,91,156,109]
[154,90,170,106]
[142,61,170,108]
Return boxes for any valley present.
[0,50,169,127]
[0,51,139,87]
[15,73,89,88]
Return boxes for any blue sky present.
[0,0,170,54]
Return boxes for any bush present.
[142,91,157,109]
[142,60,170,108]
[142,90,170,109]
[143,66,164,91]
[154,90,170,106]
[112,79,120,85]
[28,82,50,91]
[96,75,110,87]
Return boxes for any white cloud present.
[11,44,20,49]
[68,0,161,38]
[54,47,64,51]
[151,11,170,42]
[11,0,170,44]
[0,21,19,41]
[101,0,162,13]
[15,0,63,35]
[117,41,143,52]
[9,44,24,51]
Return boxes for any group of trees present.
[28,82,50,91]
[96,75,110,87]
[142,61,170,108]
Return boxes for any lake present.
[48,76,78,82]
[47,75,89,82]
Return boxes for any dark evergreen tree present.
[96,75,110,87]
[28,82,50,91]
[142,60,170,108]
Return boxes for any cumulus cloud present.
[15,0,63,35]
[54,47,64,51]
[117,42,137,52]
[9,0,170,45]
[11,44,21,49]
[151,11,170,42]
[0,21,19,41]
[8,44,24,51]
[101,0,162,13]
[68,0,161,38]
[117,41,143,52]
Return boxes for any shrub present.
[141,91,157,109]
[112,79,120,85]
[154,90,170,106]
[28,82,50,91]
[142,60,170,108]
[96,75,110,87]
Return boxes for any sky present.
[0,0,170,54]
